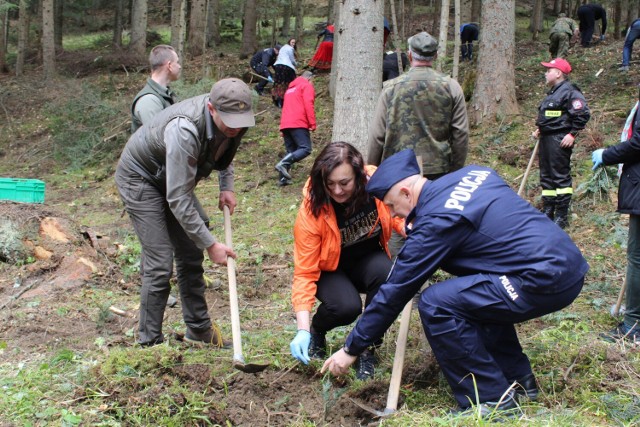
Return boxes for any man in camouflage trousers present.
[549,13,578,59]
[367,31,469,181]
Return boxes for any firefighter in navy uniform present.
[533,58,591,229]
[321,149,588,417]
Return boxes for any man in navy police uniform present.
[321,149,588,415]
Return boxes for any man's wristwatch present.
[343,345,356,356]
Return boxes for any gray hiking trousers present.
[115,169,212,345]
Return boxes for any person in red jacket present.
[289,141,405,380]
[275,71,317,186]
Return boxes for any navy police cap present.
[366,149,421,200]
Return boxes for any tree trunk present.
[471,0,480,22]
[329,0,340,98]
[624,0,633,32]
[130,0,147,57]
[208,0,221,46]
[16,0,29,76]
[553,0,561,14]
[530,0,544,41]
[188,0,206,57]
[470,0,519,125]
[171,0,186,60]
[431,0,441,33]
[327,0,333,24]
[452,0,460,80]
[0,10,8,73]
[390,0,402,73]
[113,0,124,48]
[209,0,222,46]
[53,0,62,51]
[332,0,384,153]
[240,0,257,59]
[282,0,291,37]
[614,0,621,40]
[294,0,303,42]
[436,0,450,72]
[42,0,54,80]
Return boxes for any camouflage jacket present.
[367,66,469,176]
[550,17,577,37]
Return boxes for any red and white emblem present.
[572,99,583,110]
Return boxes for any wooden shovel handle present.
[385,299,412,412]
[518,139,540,197]
[223,205,244,362]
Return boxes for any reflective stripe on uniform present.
[556,187,573,194]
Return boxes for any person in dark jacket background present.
[460,23,479,61]
[274,71,316,186]
[592,98,640,342]
[533,58,591,229]
[382,51,409,82]
[250,44,281,95]
[321,149,588,418]
[577,3,607,47]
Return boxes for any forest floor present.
[0,18,639,427]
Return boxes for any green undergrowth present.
[2,10,640,427]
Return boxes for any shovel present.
[350,298,413,417]
[517,139,540,197]
[223,205,270,373]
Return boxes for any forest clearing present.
[0,0,639,426]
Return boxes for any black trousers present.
[311,250,392,338]
[539,133,573,194]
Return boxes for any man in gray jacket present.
[116,78,255,347]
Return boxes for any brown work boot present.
[184,324,231,348]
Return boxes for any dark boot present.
[309,332,327,360]
[355,348,377,380]
[554,194,571,229]
[275,153,296,179]
[510,373,539,401]
[541,196,556,221]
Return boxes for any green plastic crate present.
[0,178,46,203]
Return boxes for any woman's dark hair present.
[307,141,369,218]
[287,38,298,51]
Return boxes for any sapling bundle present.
[576,166,618,204]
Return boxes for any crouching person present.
[322,149,588,416]
[289,142,405,379]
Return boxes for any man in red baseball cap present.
[531,57,590,229]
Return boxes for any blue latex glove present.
[267,75,274,83]
[592,149,604,170]
[600,34,605,41]
[290,330,311,364]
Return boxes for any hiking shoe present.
[309,332,327,360]
[355,349,377,380]
[277,176,292,186]
[619,65,630,72]
[600,322,640,343]
[166,294,178,307]
[184,325,231,348]
[511,373,539,401]
[452,390,521,420]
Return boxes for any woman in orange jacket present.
[289,141,404,380]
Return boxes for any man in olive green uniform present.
[549,13,578,59]
[367,31,468,181]
[131,45,182,133]
[116,78,255,347]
